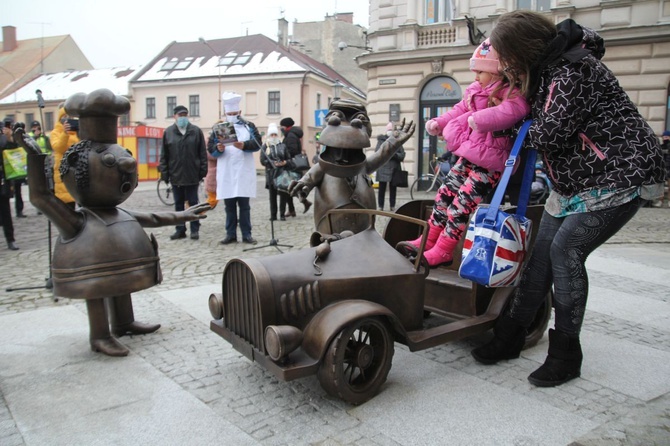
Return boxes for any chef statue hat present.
[64,88,130,143]
[222,92,242,114]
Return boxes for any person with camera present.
[159,105,208,241]
[0,118,20,249]
[375,122,406,212]
[50,104,80,209]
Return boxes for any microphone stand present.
[244,137,293,253]
[6,90,55,297]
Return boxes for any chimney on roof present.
[2,26,17,52]
[277,18,289,47]
[334,13,354,24]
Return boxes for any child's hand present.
[491,97,502,106]
[425,120,440,136]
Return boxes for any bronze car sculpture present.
[209,205,551,405]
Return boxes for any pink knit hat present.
[470,38,500,74]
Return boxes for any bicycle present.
[156,179,206,206]
[409,158,450,200]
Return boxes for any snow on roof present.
[136,51,303,82]
[131,34,363,99]
[0,66,142,104]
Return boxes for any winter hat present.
[663,130,670,137]
[222,92,242,113]
[470,38,501,75]
[280,117,294,128]
[267,123,279,136]
[173,105,188,115]
[385,122,394,131]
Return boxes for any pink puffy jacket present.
[429,80,529,172]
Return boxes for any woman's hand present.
[233,141,244,150]
[216,142,225,153]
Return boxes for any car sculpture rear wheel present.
[318,317,395,405]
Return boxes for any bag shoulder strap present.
[485,120,537,222]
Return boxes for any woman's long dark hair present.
[490,11,557,99]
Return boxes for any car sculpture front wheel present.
[317,317,395,405]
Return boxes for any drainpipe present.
[300,70,309,145]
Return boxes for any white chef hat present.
[222,92,242,113]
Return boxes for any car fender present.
[301,299,406,361]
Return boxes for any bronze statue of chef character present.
[15,88,210,357]
[289,99,415,234]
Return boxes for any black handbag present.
[292,153,310,172]
[274,170,301,194]
[391,167,409,188]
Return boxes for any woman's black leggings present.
[507,197,643,336]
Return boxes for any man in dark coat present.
[280,117,303,217]
[159,105,208,240]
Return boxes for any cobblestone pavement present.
[1,178,669,445]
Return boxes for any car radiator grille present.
[223,261,263,350]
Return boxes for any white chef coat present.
[215,122,257,199]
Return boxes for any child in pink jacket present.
[403,39,530,267]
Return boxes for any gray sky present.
[4,0,369,69]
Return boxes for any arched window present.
[417,76,462,176]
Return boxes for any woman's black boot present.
[471,315,526,365]
[528,329,582,387]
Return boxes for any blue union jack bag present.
[459,120,537,288]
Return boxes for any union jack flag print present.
[459,206,532,287]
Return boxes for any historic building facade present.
[359,0,670,179]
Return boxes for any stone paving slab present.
[0,306,257,446]
[351,354,599,446]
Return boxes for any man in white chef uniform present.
[210,92,262,244]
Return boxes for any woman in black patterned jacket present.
[471,11,665,387]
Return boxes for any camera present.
[66,118,79,131]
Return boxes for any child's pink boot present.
[423,234,459,267]
[407,220,442,250]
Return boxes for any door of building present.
[417,76,462,180]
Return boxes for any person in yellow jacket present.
[49,105,79,206]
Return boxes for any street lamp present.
[332,79,344,101]
[199,37,222,119]
[337,41,372,51]
[337,31,372,52]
